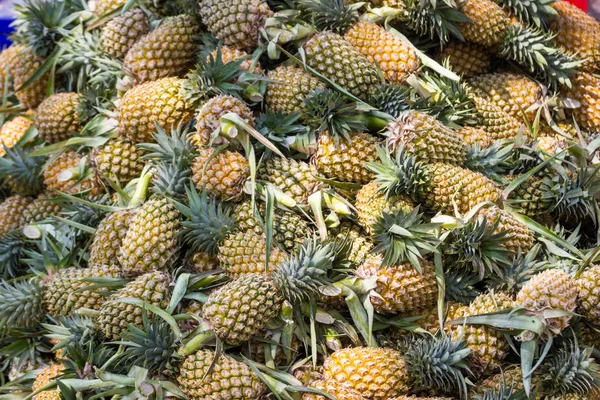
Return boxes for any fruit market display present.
[1,0,600,399]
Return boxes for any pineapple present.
[209,46,263,74]
[0,116,33,158]
[551,1,600,73]
[91,137,145,186]
[315,131,380,184]
[437,40,491,78]
[186,250,219,272]
[94,0,126,16]
[456,126,492,149]
[0,195,32,238]
[42,150,96,195]
[9,47,49,109]
[469,92,523,141]
[118,77,195,143]
[258,157,322,205]
[516,269,578,332]
[302,379,366,400]
[97,271,170,340]
[199,0,272,52]
[0,44,24,95]
[101,8,149,60]
[477,206,534,254]
[193,95,254,148]
[561,72,600,132]
[88,209,131,267]
[123,14,200,84]
[191,147,250,201]
[505,174,553,218]
[356,255,438,314]
[469,72,542,122]
[576,264,600,325]
[35,93,83,144]
[472,366,524,398]
[42,264,123,317]
[31,363,64,400]
[178,349,266,399]
[265,65,326,115]
[118,197,181,277]
[21,192,62,224]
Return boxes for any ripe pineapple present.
[469,92,523,141]
[186,250,219,273]
[101,8,149,60]
[209,46,263,74]
[551,1,600,73]
[123,14,200,84]
[88,209,131,267]
[94,0,126,16]
[193,95,254,148]
[258,157,322,205]
[178,349,266,399]
[35,93,83,144]
[191,147,249,201]
[472,366,524,398]
[118,77,195,143]
[505,174,553,218]
[477,206,534,254]
[21,192,62,224]
[265,65,326,115]
[31,363,64,400]
[302,379,366,400]
[42,264,123,317]
[356,255,438,314]
[315,131,380,184]
[355,182,415,234]
[456,126,492,149]
[42,150,96,195]
[561,72,600,132]
[0,44,24,95]
[0,194,32,238]
[576,264,600,325]
[200,0,272,52]
[97,271,170,340]
[437,40,491,78]
[9,48,50,109]
[469,72,542,122]
[0,116,33,158]
[91,137,145,185]
[118,197,181,277]
[516,269,578,332]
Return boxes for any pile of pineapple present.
[2,0,600,398]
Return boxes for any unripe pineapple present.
[516,269,578,332]
[456,126,492,149]
[88,209,131,267]
[0,45,24,95]
[302,379,366,400]
[315,131,379,184]
[303,31,379,100]
[437,40,491,78]
[9,48,49,109]
[178,349,267,399]
[119,77,195,143]
[561,72,600,132]
[577,264,600,325]
[356,255,438,314]
[101,8,149,60]
[344,20,420,84]
[191,148,249,201]
[258,157,321,205]
[36,92,83,144]
[0,194,32,238]
[118,197,181,277]
[32,363,64,400]
[193,95,254,148]
[91,137,145,185]
[97,271,170,340]
[478,206,534,254]
[43,150,96,195]
[21,192,62,224]
[199,0,273,52]
[355,181,415,234]
[0,116,33,158]
[217,229,287,278]
[210,46,263,74]
[124,14,199,84]
[265,65,326,115]
[42,264,123,317]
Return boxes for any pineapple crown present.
[371,207,441,271]
[255,109,309,155]
[444,269,481,303]
[465,142,516,182]
[173,186,236,256]
[368,84,411,119]
[0,230,27,279]
[0,279,45,330]
[272,238,337,304]
[401,0,469,45]
[404,334,471,396]
[441,215,512,279]
[540,340,600,396]
[302,89,368,143]
[501,25,580,89]
[43,315,100,352]
[0,144,46,196]
[487,244,547,295]
[475,384,524,400]
[297,0,360,34]
[496,0,557,28]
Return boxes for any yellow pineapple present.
[437,40,491,78]
[0,116,33,157]
[31,363,64,400]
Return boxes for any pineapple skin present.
[97,271,170,340]
[472,366,524,398]
[9,48,49,109]
[101,7,149,60]
[123,14,199,84]
[0,195,32,237]
[303,31,380,100]
[478,206,534,254]
[191,148,250,201]
[437,40,491,78]
[202,273,283,345]
[89,209,131,267]
[32,363,64,400]
[469,92,523,141]
[42,150,97,195]
[209,46,263,74]
[186,250,219,273]
[91,137,145,186]
[258,157,321,205]
[561,72,600,132]
[458,0,511,47]
[22,192,62,224]
[302,379,366,400]
[35,93,83,144]
[577,264,600,325]
[178,349,266,399]
[0,45,24,95]
[42,264,123,317]
[344,20,420,84]
[355,181,415,235]
[118,77,195,143]
[94,0,126,16]
[0,116,33,158]
[456,126,492,149]
[118,197,181,277]
[193,95,254,148]
[265,65,326,115]
[315,131,380,184]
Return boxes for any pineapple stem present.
[129,168,153,208]
[182,331,216,355]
